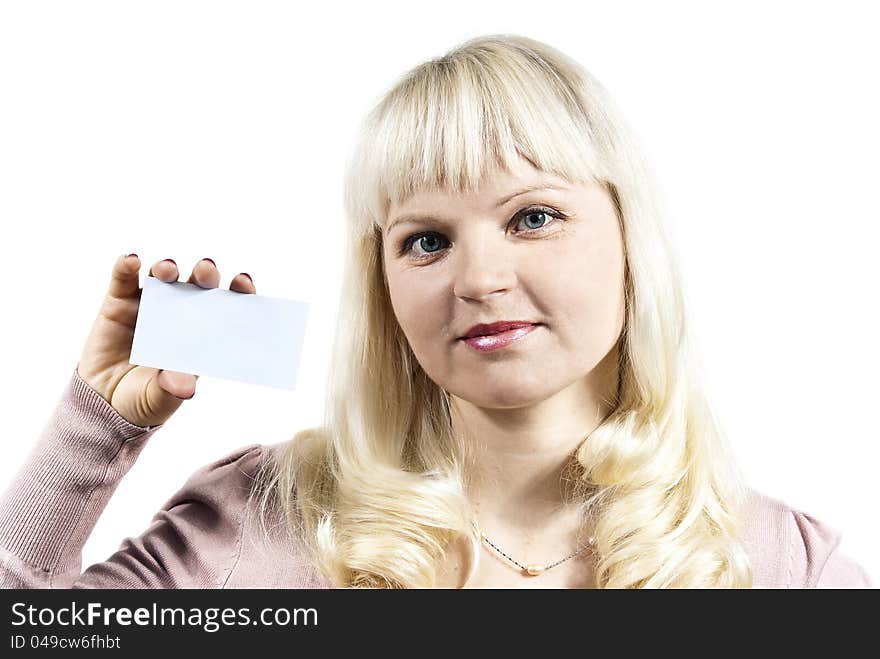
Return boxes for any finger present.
[141,371,190,423]
[230,272,256,294]
[188,258,220,289]
[148,258,179,283]
[155,370,199,400]
[106,253,142,300]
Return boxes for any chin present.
[457,383,557,409]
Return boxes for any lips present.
[460,324,540,352]
[461,321,538,339]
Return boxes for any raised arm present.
[1,253,259,588]
[0,367,163,587]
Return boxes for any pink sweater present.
[0,368,873,589]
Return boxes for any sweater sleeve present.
[0,366,165,588]
[790,510,874,588]
[815,546,874,588]
[69,441,265,589]
[0,366,268,589]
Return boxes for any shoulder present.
[170,443,269,506]
[211,440,333,588]
[168,440,299,524]
[75,443,274,588]
[740,489,873,588]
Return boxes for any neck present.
[450,345,619,542]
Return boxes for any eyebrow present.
[384,184,566,236]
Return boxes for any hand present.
[76,255,256,428]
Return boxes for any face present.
[381,154,626,410]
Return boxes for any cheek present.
[386,267,450,350]
[536,231,626,350]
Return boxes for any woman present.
[0,34,871,589]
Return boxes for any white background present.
[1,1,877,584]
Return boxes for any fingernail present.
[125,253,138,259]
[241,272,253,282]
[162,259,176,266]
[201,258,216,266]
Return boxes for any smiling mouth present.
[458,323,542,352]
[460,321,543,340]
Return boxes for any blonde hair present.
[251,33,754,588]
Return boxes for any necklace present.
[471,520,594,577]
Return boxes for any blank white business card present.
[129,275,309,390]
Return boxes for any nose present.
[452,235,517,302]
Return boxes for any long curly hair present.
[250,33,754,588]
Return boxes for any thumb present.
[155,370,199,400]
[116,368,197,427]
[139,370,199,426]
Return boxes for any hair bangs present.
[344,36,610,237]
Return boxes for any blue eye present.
[518,209,552,231]
[398,206,566,261]
[397,232,448,260]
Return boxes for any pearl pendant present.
[524,564,546,576]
